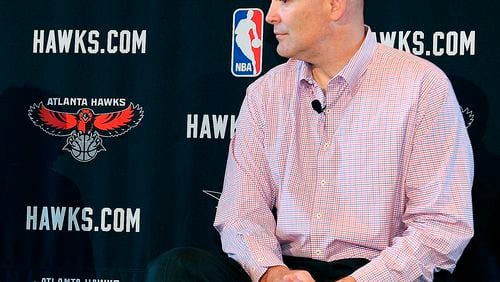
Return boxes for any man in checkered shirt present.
[147,0,473,281]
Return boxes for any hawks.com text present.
[26,206,140,233]
[375,30,475,56]
[33,29,146,54]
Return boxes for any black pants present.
[145,247,454,282]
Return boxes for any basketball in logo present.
[63,131,105,162]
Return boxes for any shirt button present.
[323,143,330,150]
[315,213,323,219]
[324,109,331,114]
[257,257,264,262]
[315,249,322,255]
[320,180,327,186]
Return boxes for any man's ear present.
[329,0,347,21]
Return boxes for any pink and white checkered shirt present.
[214,28,473,282]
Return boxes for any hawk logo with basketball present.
[28,102,144,162]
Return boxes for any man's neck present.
[310,25,366,91]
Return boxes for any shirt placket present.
[310,78,347,260]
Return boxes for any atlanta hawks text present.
[46,97,126,107]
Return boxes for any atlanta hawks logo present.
[28,102,144,162]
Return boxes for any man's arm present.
[350,76,474,281]
[214,89,287,281]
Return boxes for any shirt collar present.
[298,26,377,93]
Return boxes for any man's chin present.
[276,47,293,59]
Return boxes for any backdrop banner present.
[1,1,498,281]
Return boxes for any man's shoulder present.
[373,43,447,79]
[243,59,301,112]
[372,43,453,102]
[248,59,301,89]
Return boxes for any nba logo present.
[231,8,264,77]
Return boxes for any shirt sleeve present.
[214,86,286,282]
[351,74,474,281]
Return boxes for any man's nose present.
[265,1,280,25]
